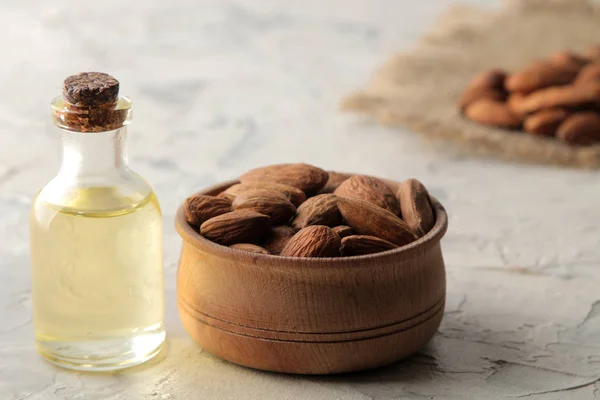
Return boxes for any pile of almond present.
[459,45,600,146]
[183,163,436,258]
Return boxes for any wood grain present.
[175,177,448,374]
[178,298,444,374]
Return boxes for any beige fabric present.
[341,0,600,168]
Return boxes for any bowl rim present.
[175,176,448,270]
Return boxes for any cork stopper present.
[63,72,120,107]
[52,72,131,133]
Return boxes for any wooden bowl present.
[175,177,448,374]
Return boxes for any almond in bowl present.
[175,163,448,374]
[183,163,437,256]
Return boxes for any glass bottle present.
[29,72,165,371]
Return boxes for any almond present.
[230,243,271,255]
[184,194,232,227]
[337,197,417,247]
[292,194,343,230]
[458,87,505,112]
[519,84,600,113]
[217,191,234,201]
[506,62,579,93]
[318,171,352,194]
[340,235,398,256]
[232,189,288,204]
[334,175,401,215]
[332,225,353,238]
[200,210,271,246]
[507,93,528,117]
[223,181,306,207]
[232,193,296,224]
[465,99,522,129]
[549,50,588,69]
[575,64,600,85]
[459,69,507,111]
[261,225,297,255]
[466,69,507,91]
[396,179,435,237]
[240,163,329,194]
[280,225,341,258]
[524,108,569,136]
[556,112,600,146]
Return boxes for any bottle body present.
[30,109,165,370]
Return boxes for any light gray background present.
[1,0,599,399]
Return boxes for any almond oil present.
[30,188,164,370]
[30,72,165,371]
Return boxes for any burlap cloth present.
[342,0,600,168]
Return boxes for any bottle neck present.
[58,127,129,177]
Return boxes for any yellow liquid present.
[29,187,165,371]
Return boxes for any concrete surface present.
[1,0,599,398]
